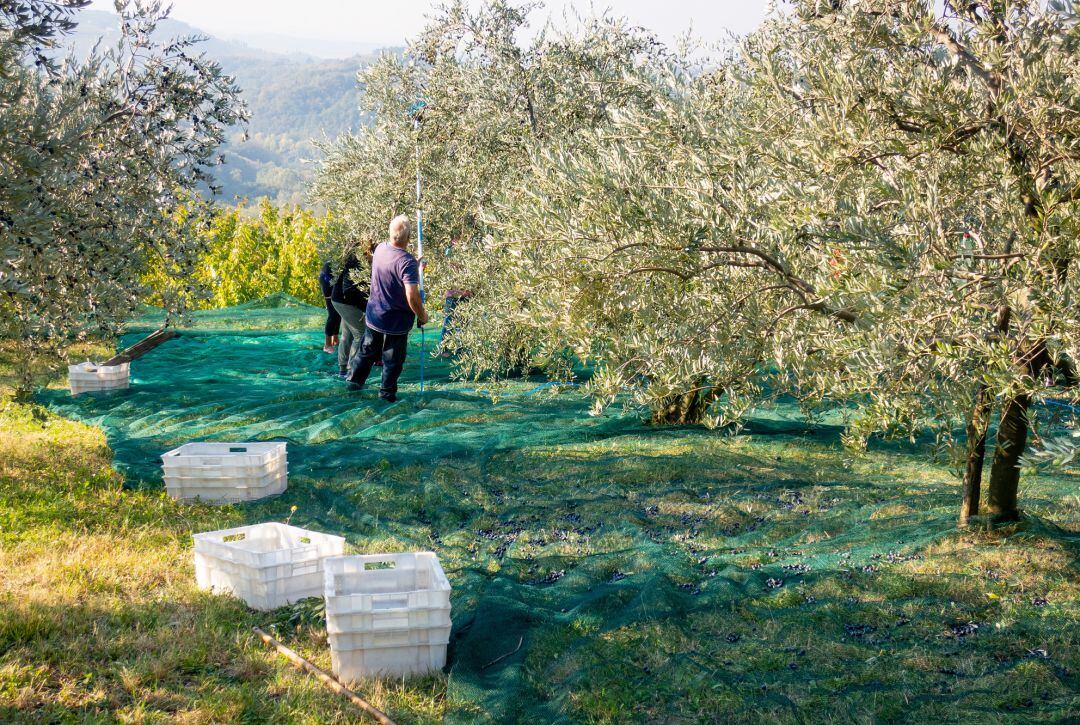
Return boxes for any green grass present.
[0,348,449,723]
[1,331,1078,723]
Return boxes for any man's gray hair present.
[389,215,411,245]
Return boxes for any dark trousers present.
[347,328,409,400]
[324,297,341,336]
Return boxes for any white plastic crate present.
[192,522,345,610]
[168,473,287,504]
[323,553,452,680]
[329,624,451,651]
[162,442,286,475]
[162,442,288,504]
[323,553,452,616]
[331,643,447,681]
[326,605,452,635]
[194,551,324,609]
[69,362,129,395]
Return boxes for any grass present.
[1,327,1078,723]
[0,347,448,723]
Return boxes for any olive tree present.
[0,0,245,392]
[313,0,1078,522]
[469,0,1079,523]
[312,0,667,374]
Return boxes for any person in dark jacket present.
[319,262,341,354]
[330,249,371,377]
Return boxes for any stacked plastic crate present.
[68,361,130,395]
[193,522,345,610]
[161,441,287,504]
[323,553,452,680]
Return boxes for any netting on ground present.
[39,296,1079,722]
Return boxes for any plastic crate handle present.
[290,561,318,577]
[360,556,398,571]
[370,592,410,610]
[371,613,411,630]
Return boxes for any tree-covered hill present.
[66,10,397,206]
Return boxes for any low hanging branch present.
[251,627,397,725]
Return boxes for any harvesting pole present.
[412,106,425,294]
[410,100,427,395]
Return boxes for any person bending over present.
[347,216,428,401]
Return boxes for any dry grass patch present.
[0,389,449,722]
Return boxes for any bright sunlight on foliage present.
[0,0,246,393]
[145,199,331,310]
[315,0,1080,523]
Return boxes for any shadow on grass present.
[30,326,1080,723]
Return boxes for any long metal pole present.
[414,116,425,396]
[414,118,425,290]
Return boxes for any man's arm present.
[405,283,428,326]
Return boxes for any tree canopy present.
[0,0,246,389]
[316,0,1079,523]
[146,199,330,309]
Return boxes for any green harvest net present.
[37,295,1076,721]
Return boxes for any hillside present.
[66,10,396,206]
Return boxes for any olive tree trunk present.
[960,303,1014,524]
[986,393,1030,522]
[960,384,993,525]
[652,387,716,425]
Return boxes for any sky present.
[89,0,773,57]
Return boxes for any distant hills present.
[217,32,386,60]
[66,10,398,206]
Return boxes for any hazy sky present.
[89,1,772,53]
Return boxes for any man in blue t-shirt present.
[346,215,429,401]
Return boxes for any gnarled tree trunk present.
[986,393,1030,522]
[652,387,716,425]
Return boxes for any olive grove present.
[0,0,245,391]
[312,0,669,373]
[318,0,1078,523]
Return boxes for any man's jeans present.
[347,327,409,400]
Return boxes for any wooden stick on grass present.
[252,626,397,725]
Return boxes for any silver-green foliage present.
[484,1,1076,435]
[312,0,668,373]
[0,0,245,389]
[314,1,1079,490]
